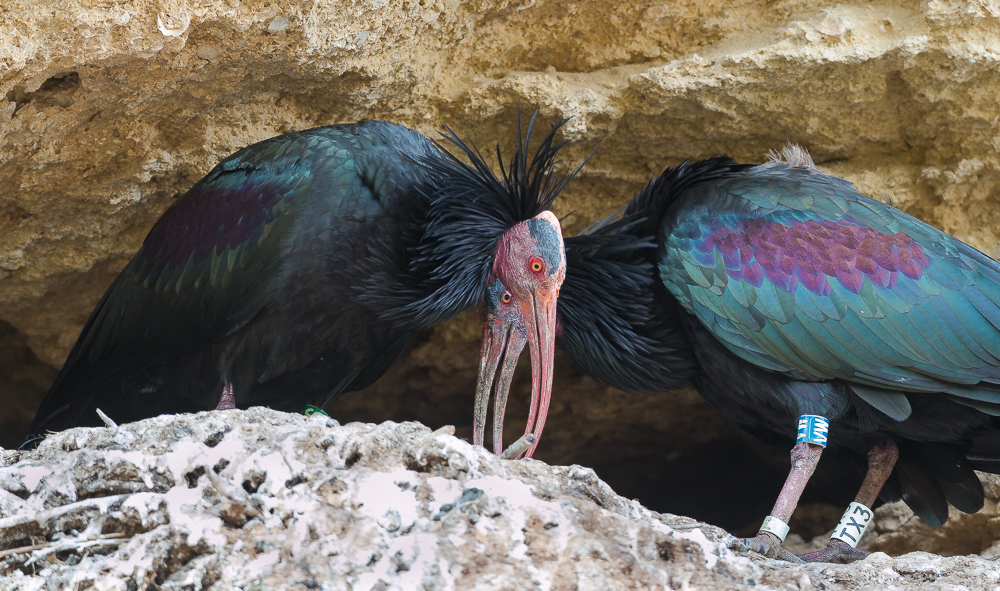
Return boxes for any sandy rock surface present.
[4,0,1000,369]
[0,408,997,590]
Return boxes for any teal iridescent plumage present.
[659,161,1000,421]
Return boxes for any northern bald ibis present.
[30,118,572,440]
[478,146,1000,563]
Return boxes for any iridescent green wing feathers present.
[43,124,413,408]
[659,163,1000,420]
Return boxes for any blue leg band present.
[796,415,829,447]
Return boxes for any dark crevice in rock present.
[5,72,81,114]
[0,320,58,449]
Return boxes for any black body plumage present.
[31,120,568,435]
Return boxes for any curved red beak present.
[473,297,527,455]
[516,290,557,457]
[475,283,559,458]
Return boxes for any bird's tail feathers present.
[880,442,984,527]
[965,428,1000,473]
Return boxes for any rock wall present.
[3,0,1000,552]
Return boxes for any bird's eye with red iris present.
[530,257,544,273]
[501,291,512,304]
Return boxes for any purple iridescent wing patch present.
[695,217,931,295]
[660,172,1000,393]
[143,168,295,268]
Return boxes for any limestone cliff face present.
[3,0,1000,550]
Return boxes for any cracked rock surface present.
[1,408,999,590]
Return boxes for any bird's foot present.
[733,532,805,564]
[797,539,869,564]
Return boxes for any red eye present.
[501,291,512,304]
[530,257,544,273]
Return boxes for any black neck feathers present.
[557,215,697,393]
[557,156,753,393]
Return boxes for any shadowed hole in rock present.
[344,449,362,468]
[75,458,154,501]
[0,320,58,450]
[185,466,206,488]
[219,501,253,528]
[203,429,228,448]
[4,484,31,500]
[242,470,266,493]
[4,72,81,114]
[151,541,214,587]
[285,474,307,488]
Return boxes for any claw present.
[737,532,806,564]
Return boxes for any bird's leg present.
[215,382,236,410]
[738,414,830,563]
[798,438,898,564]
[739,441,822,563]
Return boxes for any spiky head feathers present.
[370,115,578,328]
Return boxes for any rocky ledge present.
[0,408,998,590]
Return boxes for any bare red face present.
[486,210,566,457]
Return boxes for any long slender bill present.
[475,281,529,455]
[517,290,557,458]
[492,324,527,455]
[473,317,507,448]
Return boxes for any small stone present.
[643,5,668,21]
[814,13,850,37]
[378,509,401,532]
[268,16,290,33]
[457,488,483,507]
[197,44,222,61]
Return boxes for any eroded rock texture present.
[4,0,1000,549]
[2,409,1000,590]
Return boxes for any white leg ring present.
[758,515,790,542]
[830,502,873,548]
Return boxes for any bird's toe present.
[797,539,868,564]
[736,532,806,564]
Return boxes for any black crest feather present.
[364,113,581,328]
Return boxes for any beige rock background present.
[3,0,1000,560]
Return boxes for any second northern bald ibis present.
[478,146,1000,563]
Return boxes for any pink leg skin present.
[798,439,899,563]
[215,383,236,411]
[738,441,824,563]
